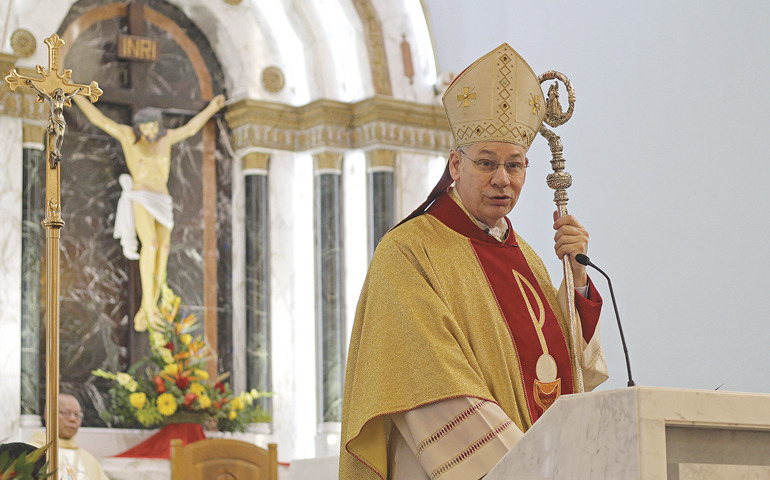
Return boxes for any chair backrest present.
[170,438,278,480]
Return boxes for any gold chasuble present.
[340,191,606,480]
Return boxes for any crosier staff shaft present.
[539,70,584,393]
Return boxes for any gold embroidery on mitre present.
[442,43,546,150]
[529,93,541,115]
[457,86,477,107]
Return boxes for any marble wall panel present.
[20,146,44,416]
[245,173,270,410]
[0,116,23,441]
[314,172,345,424]
[53,103,135,424]
[215,138,234,377]
[367,170,394,260]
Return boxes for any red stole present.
[427,192,574,423]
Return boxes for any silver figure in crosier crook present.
[537,70,584,393]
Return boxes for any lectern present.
[486,386,770,480]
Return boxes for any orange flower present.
[173,351,191,361]
[153,376,166,393]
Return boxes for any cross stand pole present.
[5,33,103,476]
[538,70,584,393]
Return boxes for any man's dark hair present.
[132,107,167,142]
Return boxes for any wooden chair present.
[170,438,278,480]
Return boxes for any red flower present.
[165,341,174,352]
[176,376,190,390]
[215,382,226,394]
[184,392,197,407]
[213,400,221,410]
[154,376,166,393]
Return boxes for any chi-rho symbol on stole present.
[512,269,562,413]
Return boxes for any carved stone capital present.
[242,152,270,172]
[365,149,396,170]
[313,151,344,172]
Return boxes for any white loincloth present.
[113,173,174,260]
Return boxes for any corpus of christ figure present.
[72,94,226,331]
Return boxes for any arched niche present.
[25,0,232,425]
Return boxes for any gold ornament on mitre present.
[442,43,546,151]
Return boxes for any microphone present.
[575,253,635,387]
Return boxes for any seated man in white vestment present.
[31,394,109,480]
[340,43,609,480]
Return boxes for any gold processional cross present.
[4,33,103,476]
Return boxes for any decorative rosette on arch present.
[442,43,546,151]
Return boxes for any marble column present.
[20,124,45,418]
[243,152,271,413]
[313,152,346,425]
[365,149,396,260]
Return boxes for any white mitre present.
[441,43,547,150]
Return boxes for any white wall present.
[0,116,23,442]
[423,0,770,393]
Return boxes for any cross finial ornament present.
[4,33,103,478]
[457,86,476,107]
[5,33,103,167]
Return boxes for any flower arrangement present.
[93,285,271,432]
[0,444,52,480]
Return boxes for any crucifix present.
[89,2,218,369]
[5,33,103,476]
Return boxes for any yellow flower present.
[198,395,212,409]
[126,379,138,393]
[189,383,206,395]
[230,397,244,411]
[151,332,166,348]
[228,410,237,420]
[116,372,132,387]
[180,334,193,345]
[159,348,174,365]
[163,363,179,376]
[129,392,147,409]
[157,393,178,416]
[240,391,254,405]
[193,369,209,380]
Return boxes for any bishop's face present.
[139,121,160,142]
[449,141,528,226]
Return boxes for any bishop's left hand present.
[553,211,588,287]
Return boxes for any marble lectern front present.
[486,386,770,480]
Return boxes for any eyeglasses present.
[59,410,84,420]
[458,149,528,177]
